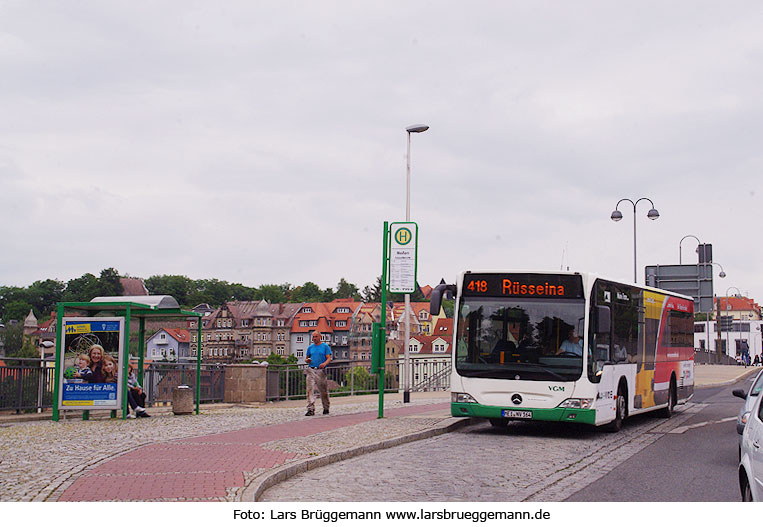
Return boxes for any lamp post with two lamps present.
[611,198,660,283]
[402,124,428,404]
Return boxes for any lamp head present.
[719,271,726,278]
[647,208,660,220]
[610,210,623,222]
[406,124,429,133]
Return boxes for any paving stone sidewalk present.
[0,398,449,502]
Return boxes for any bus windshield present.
[456,297,585,382]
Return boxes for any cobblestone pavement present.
[260,403,705,502]
[0,398,444,502]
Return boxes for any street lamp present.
[679,234,701,265]
[610,198,660,283]
[403,124,428,404]
[710,262,727,278]
[725,286,743,360]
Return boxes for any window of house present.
[342,336,348,345]
[336,321,346,328]
[303,307,312,313]
[297,336,304,343]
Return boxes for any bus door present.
[590,286,617,423]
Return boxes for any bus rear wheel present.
[658,379,676,418]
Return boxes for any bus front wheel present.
[605,384,627,432]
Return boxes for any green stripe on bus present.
[451,402,596,425]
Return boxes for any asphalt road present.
[262,372,760,502]
[567,375,758,502]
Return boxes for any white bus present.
[430,270,695,431]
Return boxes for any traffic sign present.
[645,263,714,313]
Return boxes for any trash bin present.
[172,385,194,415]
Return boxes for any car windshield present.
[751,373,763,397]
[455,297,586,382]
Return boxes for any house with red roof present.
[289,298,363,364]
[715,296,761,320]
[146,327,191,362]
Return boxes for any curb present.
[239,416,476,502]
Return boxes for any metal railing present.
[693,349,740,365]
[141,363,225,405]
[0,358,56,414]
[265,357,452,401]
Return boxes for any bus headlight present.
[452,392,478,404]
[558,398,594,409]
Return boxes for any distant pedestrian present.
[304,331,332,416]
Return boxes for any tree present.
[362,276,426,302]
[1,324,23,356]
[1,300,34,324]
[292,282,323,302]
[335,278,360,300]
[344,366,374,391]
[257,284,291,304]
[62,273,100,302]
[145,275,193,305]
[98,268,123,297]
[264,352,298,365]
[19,337,37,358]
[230,283,257,301]
[362,277,382,302]
[26,279,65,318]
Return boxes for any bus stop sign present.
[389,222,418,294]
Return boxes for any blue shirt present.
[306,342,332,368]
[559,339,583,356]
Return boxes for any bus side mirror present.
[595,306,611,334]
[430,283,457,314]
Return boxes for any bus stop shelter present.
[52,296,203,421]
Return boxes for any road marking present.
[667,416,737,434]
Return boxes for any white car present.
[739,384,763,501]
[733,370,763,459]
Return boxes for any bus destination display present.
[462,273,584,299]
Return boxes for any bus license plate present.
[502,410,532,419]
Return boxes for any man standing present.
[305,330,332,416]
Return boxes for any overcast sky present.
[2,1,762,304]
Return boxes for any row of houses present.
[187,298,453,365]
[10,297,455,367]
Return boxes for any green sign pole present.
[375,221,390,419]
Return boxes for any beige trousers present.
[306,367,329,412]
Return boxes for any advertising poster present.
[58,317,125,411]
